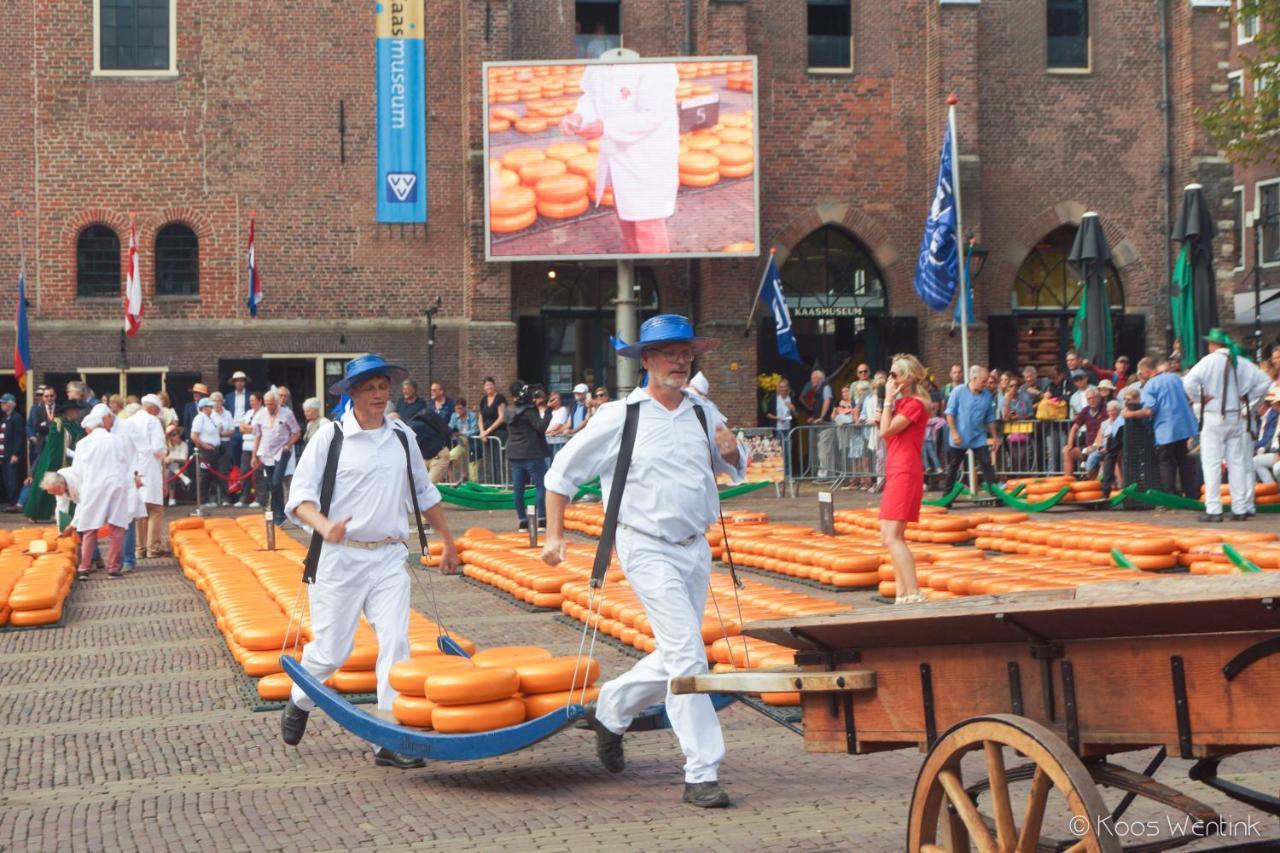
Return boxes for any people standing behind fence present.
[396,380,427,423]
[1125,356,1199,498]
[476,377,508,482]
[504,381,551,530]
[1062,387,1105,477]
[801,369,836,479]
[252,389,301,527]
[943,365,1000,492]
[425,381,451,421]
[450,398,481,481]
[0,394,25,511]
[569,384,591,434]
[1002,372,1036,472]
[191,398,228,507]
[235,391,263,507]
[545,391,571,460]
[164,424,191,505]
[1067,370,1094,417]
[182,383,209,437]
[764,377,796,478]
[406,397,454,484]
[942,363,963,397]
[1253,388,1280,483]
[300,398,331,453]
[922,406,945,475]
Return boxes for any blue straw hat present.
[615,314,718,360]
[328,354,409,395]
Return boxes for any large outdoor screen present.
[483,56,760,262]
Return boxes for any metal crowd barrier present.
[475,435,509,487]
[781,423,882,496]
[991,418,1073,478]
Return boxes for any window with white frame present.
[1228,70,1244,100]
[1232,186,1245,270]
[1260,180,1280,265]
[95,0,177,76]
[1238,0,1259,44]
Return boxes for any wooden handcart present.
[673,575,1280,851]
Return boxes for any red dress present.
[879,395,928,523]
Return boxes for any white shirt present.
[121,408,166,505]
[546,406,571,445]
[70,428,137,531]
[1183,349,1272,419]
[286,409,442,543]
[774,393,793,431]
[191,411,222,448]
[226,388,250,420]
[53,466,80,532]
[211,408,236,437]
[545,388,747,544]
[1069,387,1094,418]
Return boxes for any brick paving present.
[1,501,1278,851]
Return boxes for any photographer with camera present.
[505,381,552,530]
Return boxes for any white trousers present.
[290,542,412,715]
[1253,452,1280,484]
[1201,413,1252,515]
[594,528,725,784]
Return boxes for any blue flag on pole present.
[762,256,802,363]
[952,243,974,327]
[914,124,959,312]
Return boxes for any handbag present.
[1036,397,1067,421]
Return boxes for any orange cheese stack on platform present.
[489,185,538,234]
[458,529,622,608]
[1200,480,1280,506]
[971,518,1233,572]
[710,142,752,178]
[1002,475,1104,503]
[534,173,589,220]
[390,655,476,728]
[678,151,720,188]
[426,659,526,733]
[5,550,74,627]
[513,656,602,717]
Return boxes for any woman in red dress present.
[878,354,931,604]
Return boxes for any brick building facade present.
[0,0,1261,426]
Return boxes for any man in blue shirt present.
[1128,357,1199,498]
[943,365,1000,492]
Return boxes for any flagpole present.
[15,209,27,404]
[947,94,979,497]
[742,248,777,337]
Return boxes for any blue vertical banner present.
[376,1,427,223]
[913,123,958,312]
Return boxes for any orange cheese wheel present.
[8,604,60,627]
[171,518,205,531]
[494,168,519,189]
[829,571,879,589]
[710,143,752,167]
[518,158,567,186]
[489,186,537,217]
[256,672,294,701]
[489,118,511,133]
[680,171,720,188]
[546,142,589,162]
[534,173,589,204]
[7,587,58,610]
[537,197,589,219]
[501,148,546,171]
[490,208,538,234]
[762,691,801,706]
[719,162,754,179]
[530,592,564,609]
[390,656,473,696]
[472,645,553,667]
[426,666,520,705]
[716,127,752,145]
[514,117,548,134]
[678,152,719,174]
[341,644,378,671]
[491,107,521,122]
[685,134,721,152]
[241,650,290,677]
[432,697,526,733]
[523,687,600,718]
[329,669,378,694]
[392,693,437,728]
[566,153,599,177]
[514,656,601,694]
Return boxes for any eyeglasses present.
[649,347,694,363]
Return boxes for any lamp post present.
[424,295,442,385]
[951,235,988,338]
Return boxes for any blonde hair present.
[890,353,931,407]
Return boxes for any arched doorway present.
[987,225,1140,373]
[518,264,660,393]
[760,226,910,397]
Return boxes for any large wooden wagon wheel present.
[907,714,1120,853]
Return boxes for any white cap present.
[689,371,709,396]
[573,383,589,394]
[141,394,164,409]
[82,403,112,431]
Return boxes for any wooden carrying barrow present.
[672,575,1280,852]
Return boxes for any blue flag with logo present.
[914,124,959,312]
[762,256,802,363]
[375,1,427,223]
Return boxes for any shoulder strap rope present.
[302,424,344,584]
[394,426,456,648]
[590,402,640,589]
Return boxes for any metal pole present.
[616,259,638,394]
[192,454,203,517]
[1255,213,1264,362]
[948,96,978,496]
[264,510,276,550]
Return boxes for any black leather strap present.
[302,424,344,584]
[394,427,431,561]
[591,402,640,588]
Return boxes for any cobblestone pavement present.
[2,501,1279,852]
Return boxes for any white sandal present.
[893,591,927,605]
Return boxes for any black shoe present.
[683,781,731,808]
[373,747,425,769]
[1230,513,1251,522]
[1200,512,1224,523]
[518,519,529,531]
[584,702,625,773]
[280,701,309,745]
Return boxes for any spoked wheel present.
[907,714,1121,853]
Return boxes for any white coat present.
[70,428,136,531]
[122,409,166,505]
[53,466,81,533]
[576,63,680,222]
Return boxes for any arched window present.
[1013,225,1122,312]
[155,223,199,296]
[779,226,886,318]
[76,225,121,298]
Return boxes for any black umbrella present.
[1170,183,1219,362]
[1070,212,1114,367]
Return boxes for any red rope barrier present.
[164,456,194,485]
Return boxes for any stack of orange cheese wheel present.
[425,646,553,733]
[4,528,74,627]
[389,654,474,728]
[458,528,623,608]
[678,151,720,188]
[534,173,590,220]
[1200,479,1280,507]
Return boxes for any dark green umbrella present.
[1070,212,1114,367]
[1170,183,1218,362]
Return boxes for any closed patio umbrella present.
[1170,183,1219,363]
[1070,211,1114,368]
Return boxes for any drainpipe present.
[1160,0,1174,354]
[685,0,700,330]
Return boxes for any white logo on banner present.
[387,173,417,202]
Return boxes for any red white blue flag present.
[247,217,263,317]
[14,268,30,391]
[123,221,142,336]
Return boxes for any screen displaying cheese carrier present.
[483,56,760,262]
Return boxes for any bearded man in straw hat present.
[541,314,747,808]
[1184,328,1272,521]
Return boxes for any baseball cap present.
[0,394,14,404]
[573,383,589,394]
[1070,369,1089,380]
